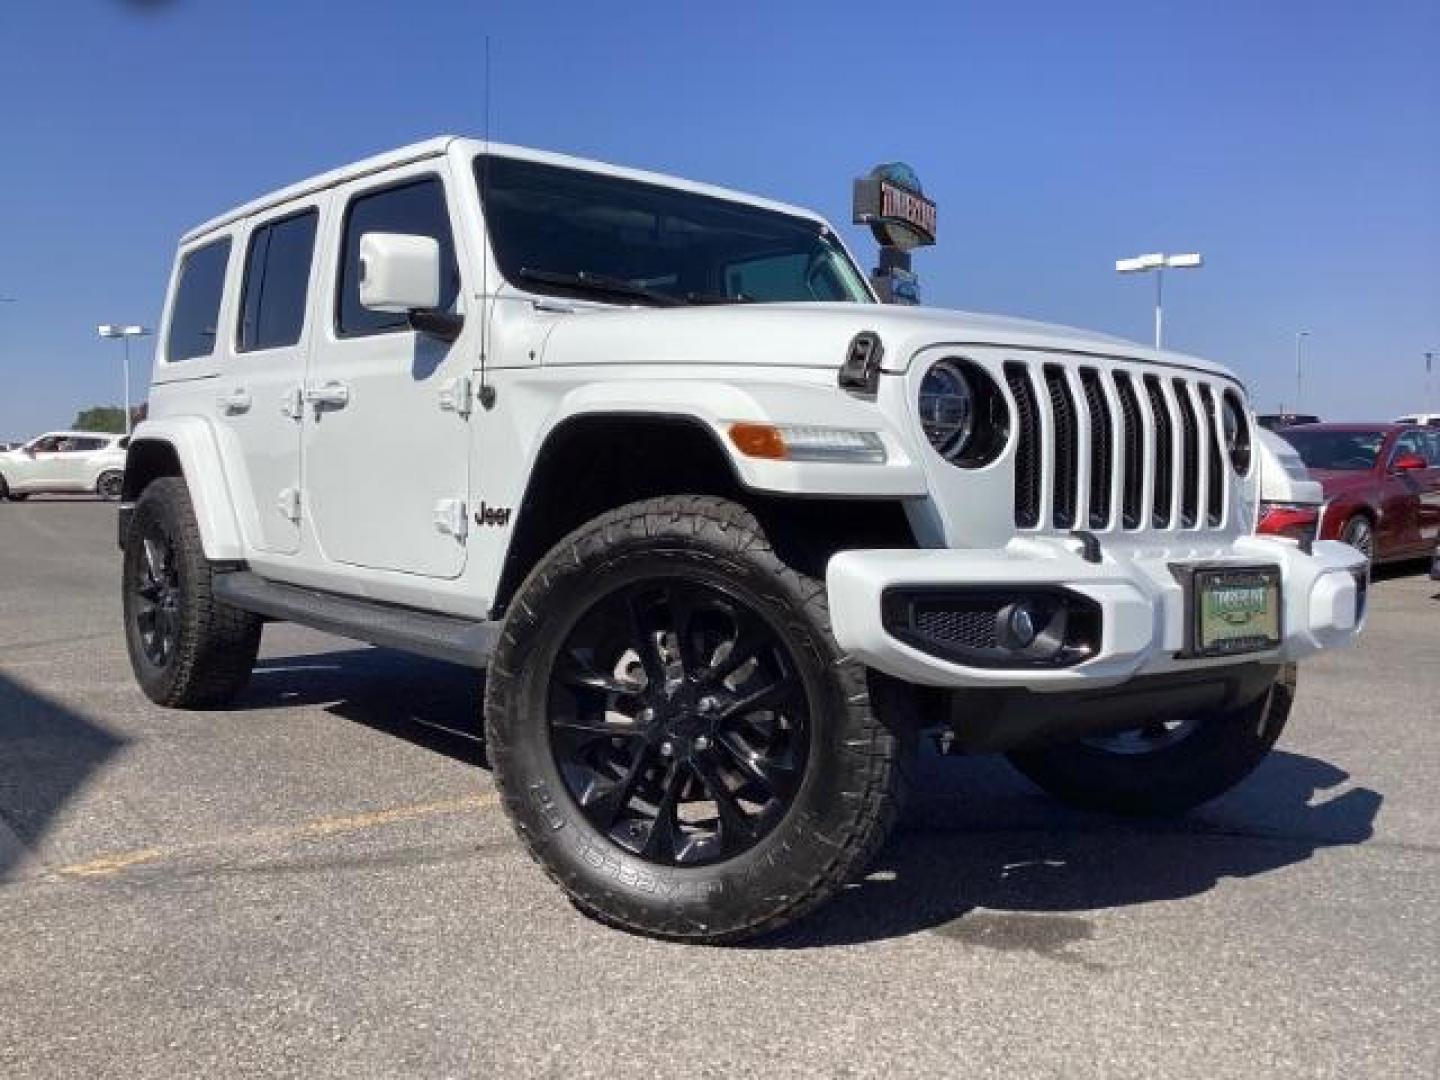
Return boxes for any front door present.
[13,435,63,491]
[303,166,473,579]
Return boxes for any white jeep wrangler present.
[121,137,1366,942]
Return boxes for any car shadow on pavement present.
[758,747,1382,951]
[236,646,1383,953]
[0,673,128,880]
[236,647,487,766]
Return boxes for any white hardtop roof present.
[181,137,829,244]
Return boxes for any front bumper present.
[828,536,1366,690]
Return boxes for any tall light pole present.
[97,324,151,436]
[1115,252,1204,350]
[1293,331,1310,414]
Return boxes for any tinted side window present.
[1393,432,1424,462]
[167,238,231,362]
[337,177,458,337]
[239,209,318,352]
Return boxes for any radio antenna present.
[477,34,497,409]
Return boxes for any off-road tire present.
[0,474,8,500]
[96,470,125,502]
[484,495,908,943]
[122,477,262,708]
[1006,664,1297,817]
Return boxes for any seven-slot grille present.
[1002,360,1238,533]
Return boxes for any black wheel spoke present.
[665,584,701,674]
[623,590,667,690]
[548,575,811,869]
[691,754,755,849]
[716,729,797,797]
[557,652,637,697]
[707,614,770,684]
[722,674,801,720]
[142,537,167,590]
[640,761,690,861]
[580,747,653,829]
[550,712,644,738]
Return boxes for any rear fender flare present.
[123,418,245,560]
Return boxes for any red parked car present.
[1261,424,1440,562]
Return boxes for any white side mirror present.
[359,232,441,313]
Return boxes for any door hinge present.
[433,498,468,540]
[281,386,304,421]
[439,374,474,418]
[277,488,302,523]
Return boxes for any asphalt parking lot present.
[1,499,1436,1078]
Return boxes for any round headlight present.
[1221,389,1252,475]
[919,360,975,458]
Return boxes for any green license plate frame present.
[1190,565,1283,658]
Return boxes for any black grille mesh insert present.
[1115,372,1144,529]
[914,607,999,651]
[1043,365,1078,529]
[1144,375,1173,528]
[1199,385,1225,526]
[1006,363,1041,528]
[1173,378,1201,528]
[1080,368,1113,529]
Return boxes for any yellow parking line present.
[58,848,165,878]
[50,791,501,880]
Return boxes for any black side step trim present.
[214,571,498,669]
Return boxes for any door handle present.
[217,388,252,414]
[304,381,351,409]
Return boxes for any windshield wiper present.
[518,268,684,307]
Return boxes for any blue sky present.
[0,0,1436,439]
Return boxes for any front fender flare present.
[535,379,926,498]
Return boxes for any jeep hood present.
[536,301,1237,381]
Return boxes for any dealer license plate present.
[1194,567,1282,656]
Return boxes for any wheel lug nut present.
[660,740,674,757]
[693,735,710,752]
[638,707,655,724]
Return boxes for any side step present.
[213,571,499,669]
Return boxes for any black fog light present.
[997,602,1040,650]
[881,587,1102,668]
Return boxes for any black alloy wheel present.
[131,527,182,668]
[547,576,810,867]
[97,471,125,501]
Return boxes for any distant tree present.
[72,406,127,433]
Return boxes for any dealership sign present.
[853,163,937,251]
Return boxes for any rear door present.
[302,166,474,579]
[216,201,325,554]
[1416,430,1440,547]
[1385,430,1429,554]
[56,436,108,489]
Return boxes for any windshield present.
[476,156,873,307]
[1280,429,1385,471]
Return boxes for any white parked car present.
[119,137,1367,942]
[1394,413,1440,428]
[0,431,128,501]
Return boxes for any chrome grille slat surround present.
[1004,359,1241,535]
